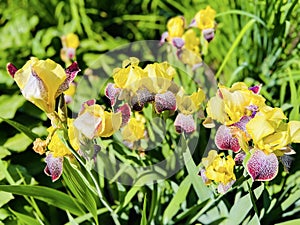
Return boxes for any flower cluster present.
[201,82,300,193]
[105,57,206,141]
[160,6,216,68]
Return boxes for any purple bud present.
[6,63,18,78]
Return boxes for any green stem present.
[215,19,256,80]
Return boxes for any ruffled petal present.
[246,150,278,181]
[215,125,240,152]
[155,91,176,113]
[174,113,196,133]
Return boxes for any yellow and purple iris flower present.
[200,150,236,193]
[7,57,80,114]
[205,82,300,182]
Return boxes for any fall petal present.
[155,91,176,113]
[174,113,196,133]
[6,63,18,78]
[44,153,63,182]
[117,103,131,126]
[215,125,240,152]
[105,83,121,106]
[246,150,278,181]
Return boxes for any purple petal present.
[199,168,209,184]
[174,113,196,134]
[105,83,121,106]
[44,153,64,182]
[172,38,185,49]
[188,18,197,28]
[160,31,169,45]
[246,150,279,181]
[155,91,176,113]
[57,62,81,96]
[279,154,294,173]
[117,103,131,126]
[79,99,96,114]
[246,105,259,117]
[215,125,240,152]
[131,88,155,111]
[217,180,235,194]
[232,116,252,132]
[248,84,261,94]
[6,63,18,78]
[202,28,215,42]
[234,151,246,165]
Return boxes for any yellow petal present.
[288,121,300,143]
[206,95,227,124]
[98,111,122,137]
[65,33,80,49]
[246,114,275,143]
[167,16,185,38]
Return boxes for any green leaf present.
[4,133,32,152]
[275,219,300,225]
[163,177,191,223]
[0,191,14,207]
[0,146,11,159]
[181,136,212,202]
[223,184,264,225]
[140,195,147,225]
[63,158,98,223]
[0,95,25,120]
[9,209,40,225]
[0,118,39,141]
[0,185,84,216]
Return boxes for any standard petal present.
[246,150,279,181]
[215,125,240,152]
[44,153,64,182]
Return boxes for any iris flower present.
[174,88,205,133]
[60,33,80,63]
[74,100,122,139]
[7,57,80,114]
[201,150,236,193]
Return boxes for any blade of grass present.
[215,19,256,79]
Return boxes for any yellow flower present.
[13,57,67,113]
[142,62,176,94]
[206,82,266,125]
[246,106,300,155]
[113,57,147,92]
[64,33,80,49]
[176,88,205,114]
[47,119,79,157]
[73,103,122,139]
[167,16,185,39]
[121,114,145,143]
[194,6,216,30]
[202,150,236,185]
[60,33,80,63]
[182,29,200,54]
